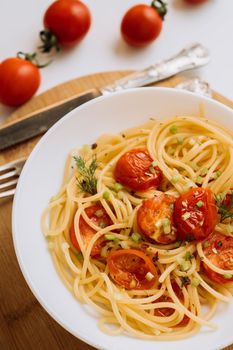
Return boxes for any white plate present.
[12,87,233,350]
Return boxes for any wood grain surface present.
[0,71,232,350]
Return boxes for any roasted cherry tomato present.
[114,149,162,192]
[0,57,40,107]
[174,188,217,242]
[70,204,112,257]
[121,0,167,47]
[42,0,91,50]
[184,0,207,4]
[107,249,158,290]
[137,193,177,244]
[154,281,189,326]
[202,232,233,284]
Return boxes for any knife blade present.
[0,43,210,150]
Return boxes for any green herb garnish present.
[74,156,97,195]
[215,191,233,223]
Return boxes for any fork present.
[0,158,26,199]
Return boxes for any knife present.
[0,43,210,150]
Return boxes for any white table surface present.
[0,0,232,122]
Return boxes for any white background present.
[0,0,232,122]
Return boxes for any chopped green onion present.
[105,234,118,241]
[223,273,232,280]
[191,277,200,287]
[200,167,208,176]
[149,166,156,174]
[161,218,171,234]
[48,242,54,250]
[213,171,222,179]
[189,138,196,146]
[182,212,191,221]
[161,218,170,226]
[114,182,124,192]
[184,251,193,261]
[179,259,191,272]
[163,225,171,234]
[50,194,59,202]
[151,160,158,167]
[145,272,155,281]
[196,200,204,208]
[203,241,210,248]
[131,232,142,242]
[177,137,184,145]
[169,125,178,134]
[171,175,180,184]
[76,252,83,260]
[103,191,110,200]
[95,209,104,217]
[195,176,203,185]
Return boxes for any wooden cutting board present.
[0,71,232,350]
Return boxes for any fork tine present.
[0,169,17,181]
[0,158,26,173]
[0,178,18,190]
[0,188,16,198]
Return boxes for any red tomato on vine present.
[121,0,167,47]
[40,0,91,52]
[0,53,41,107]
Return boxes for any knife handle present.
[100,43,210,94]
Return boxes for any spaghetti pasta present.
[42,114,233,340]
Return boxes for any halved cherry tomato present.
[121,1,167,47]
[114,149,162,192]
[154,281,189,326]
[137,193,177,244]
[174,188,217,242]
[107,249,158,290]
[43,0,91,49]
[202,232,233,284]
[0,57,40,107]
[70,204,112,257]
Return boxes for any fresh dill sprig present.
[74,156,97,195]
[215,191,233,222]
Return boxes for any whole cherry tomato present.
[114,149,163,192]
[41,0,91,51]
[202,232,233,284]
[184,0,207,4]
[0,56,40,107]
[154,281,189,326]
[121,0,167,47]
[137,193,177,244]
[107,249,158,290]
[173,188,218,242]
[70,204,112,257]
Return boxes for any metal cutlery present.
[0,43,210,150]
